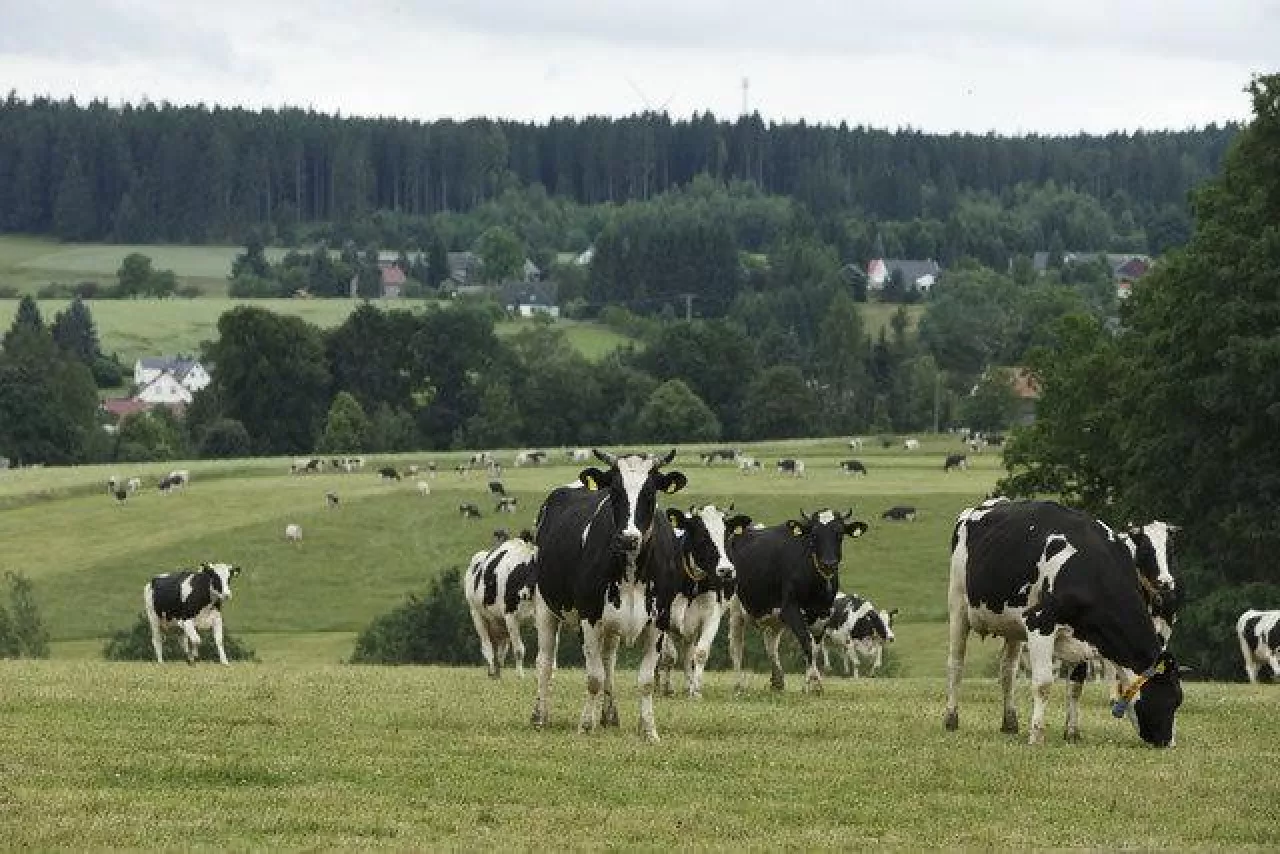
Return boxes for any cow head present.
[1124,649,1184,748]
[878,608,899,642]
[579,449,687,553]
[201,562,241,603]
[787,509,868,577]
[1126,521,1182,632]
[667,504,752,581]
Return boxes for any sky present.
[0,0,1276,135]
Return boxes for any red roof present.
[100,398,186,419]
[380,264,407,286]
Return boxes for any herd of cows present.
[111,444,1280,749]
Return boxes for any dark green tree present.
[635,379,721,443]
[741,365,820,439]
[197,418,252,459]
[52,154,96,240]
[50,297,100,367]
[317,391,371,453]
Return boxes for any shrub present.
[102,612,257,662]
[0,572,50,659]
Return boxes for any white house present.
[134,357,211,394]
[135,373,194,405]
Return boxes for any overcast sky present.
[1,0,1276,134]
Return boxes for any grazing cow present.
[658,505,752,698]
[465,534,539,678]
[699,448,739,466]
[945,498,1184,746]
[416,480,431,496]
[944,453,968,472]
[157,471,188,493]
[378,466,401,481]
[567,448,591,463]
[144,562,242,665]
[284,523,302,544]
[985,433,1006,447]
[529,449,688,742]
[514,450,547,467]
[112,487,128,504]
[325,490,340,508]
[107,475,120,493]
[848,437,865,451]
[776,458,806,477]
[839,459,868,475]
[903,438,921,451]
[1236,609,1280,683]
[496,496,519,513]
[470,451,494,468]
[292,458,323,474]
[822,593,896,677]
[406,464,420,476]
[460,502,483,519]
[126,476,141,492]
[488,480,507,497]
[881,505,917,522]
[737,456,762,474]
[727,509,869,693]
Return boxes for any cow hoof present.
[1064,730,1082,743]
[1028,729,1046,746]
[805,680,823,695]
[769,673,785,691]
[602,704,620,728]
[661,684,675,698]
[488,669,500,680]
[1000,710,1019,734]
[944,710,959,731]
[530,709,547,729]
[638,722,660,744]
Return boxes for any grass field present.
[2,439,1273,847]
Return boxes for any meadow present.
[1,439,1274,848]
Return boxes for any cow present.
[944,453,968,472]
[566,448,591,463]
[848,437,865,451]
[291,457,322,474]
[126,476,141,493]
[465,533,539,678]
[699,448,739,466]
[284,523,302,544]
[727,509,869,694]
[416,480,431,497]
[460,502,483,519]
[107,475,120,493]
[325,490,340,508]
[1236,609,1280,683]
[157,471,188,493]
[839,459,868,475]
[822,593,896,677]
[496,496,519,513]
[985,433,1006,447]
[776,458,806,477]
[658,505,752,698]
[514,450,547,467]
[470,451,494,468]
[945,498,1184,747]
[488,480,507,497]
[143,562,242,665]
[881,505,917,522]
[112,487,128,504]
[529,449,687,743]
[737,456,762,474]
[903,438,921,451]
[378,466,401,481]
[406,464,420,476]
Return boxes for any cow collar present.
[810,552,836,581]
[683,552,707,583]
[1110,658,1167,718]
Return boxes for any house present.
[447,252,481,285]
[135,372,194,405]
[1009,366,1040,425]
[379,263,407,298]
[574,246,595,266]
[500,279,560,318]
[866,259,941,294]
[133,356,210,394]
[1031,250,1152,297]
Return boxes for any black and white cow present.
[839,459,868,475]
[529,449,687,742]
[658,505,752,698]
[943,453,968,472]
[821,592,897,677]
[776,458,806,477]
[378,466,401,481]
[459,502,483,518]
[496,497,519,513]
[945,498,1184,746]
[157,470,188,493]
[727,509,869,693]
[465,533,539,678]
[1236,609,1280,683]
[488,480,507,497]
[881,505,917,522]
[144,562,242,665]
[699,448,739,466]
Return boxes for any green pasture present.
[0,297,635,366]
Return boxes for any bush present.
[0,285,20,299]
[102,612,257,662]
[0,572,50,659]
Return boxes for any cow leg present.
[761,624,786,691]
[209,610,230,666]
[1024,629,1057,745]
[503,614,526,679]
[147,614,165,663]
[578,620,605,734]
[1101,658,1122,701]
[820,641,832,675]
[1238,632,1259,683]
[728,599,748,695]
[998,638,1022,733]
[944,604,971,731]
[600,630,621,728]
[848,645,860,678]
[470,610,499,678]
[1064,661,1088,742]
[871,643,884,677]
[179,620,201,664]
[657,635,677,697]
[530,599,558,729]
[1268,652,1280,682]
[689,610,722,699]
[780,606,820,694]
[636,623,662,744]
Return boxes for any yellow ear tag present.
[584,475,598,491]
[789,523,805,537]
[733,525,746,537]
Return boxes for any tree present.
[741,365,820,439]
[230,233,272,279]
[813,291,871,433]
[318,392,371,453]
[52,154,95,241]
[198,418,252,459]
[5,295,43,345]
[50,297,100,366]
[961,368,1019,432]
[474,225,525,283]
[426,234,450,287]
[116,253,155,298]
[0,320,99,465]
[635,379,721,443]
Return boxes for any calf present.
[944,453,968,472]
[378,466,401,481]
[157,472,187,493]
[1236,609,1280,683]
[126,476,141,493]
[325,490,340,508]
[822,593,896,677]
[514,450,547,467]
[728,509,869,693]
[529,449,687,742]
[465,534,539,678]
[945,498,1183,746]
[566,448,591,463]
[488,480,507,497]
[699,448,739,466]
[839,459,868,475]
[881,505,917,522]
[776,458,806,477]
[460,502,483,519]
[143,562,242,665]
[659,505,752,698]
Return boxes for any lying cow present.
[944,453,968,472]
[144,562,242,665]
[699,448,739,466]
[465,533,539,678]
[881,505,917,522]
[728,509,869,693]
[459,502,483,518]
[776,458,806,477]
[378,466,401,481]
[737,456,762,474]
[1236,609,1280,683]
[822,592,897,677]
[945,498,1183,746]
[659,505,752,698]
[839,459,867,475]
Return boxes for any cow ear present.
[579,467,608,491]
[666,507,687,528]
[787,520,806,537]
[230,565,242,578]
[727,515,752,537]
[657,471,687,494]
[888,608,899,618]
[844,520,869,538]
[1166,524,1182,533]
